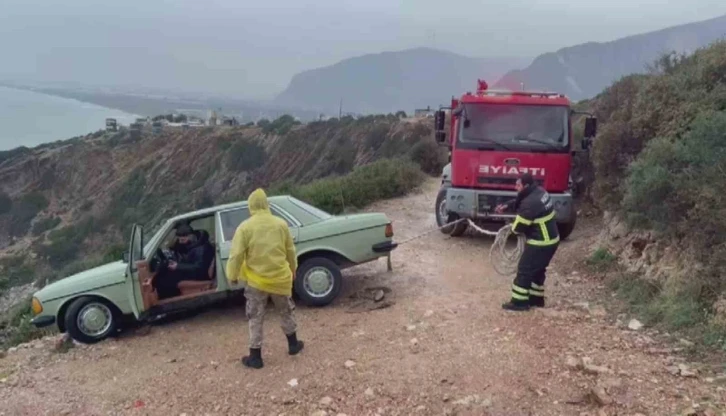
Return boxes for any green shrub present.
[587,247,617,272]
[7,192,49,237]
[409,140,448,175]
[1,299,52,348]
[282,159,425,214]
[225,140,267,172]
[31,216,61,236]
[38,218,95,267]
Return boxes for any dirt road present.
[1,180,724,416]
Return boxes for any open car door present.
[125,224,145,317]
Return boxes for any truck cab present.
[434,80,596,240]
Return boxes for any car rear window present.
[220,206,295,241]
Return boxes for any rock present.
[310,411,328,416]
[410,338,419,346]
[406,325,417,331]
[590,306,608,317]
[590,385,613,406]
[678,364,697,378]
[453,395,481,407]
[8,347,18,354]
[415,405,427,413]
[364,387,375,397]
[0,350,6,359]
[573,302,590,312]
[678,338,695,347]
[319,397,334,407]
[167,358,178,363]
[424,310,434,318]
[565,356,581,370]
[373,290,385,302]
[287,379,299,387]
[344,360,356,369]
[628,319,644,331]
[581,357,610,375]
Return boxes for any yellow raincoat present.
[225,189,298,296]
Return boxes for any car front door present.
[125,224,145,317]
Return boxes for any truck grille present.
[477,176,544,186]
[477,194,516,214]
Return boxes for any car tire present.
[294,258,343,307]
[65,296,119,344]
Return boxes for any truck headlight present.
[31,297,43,315]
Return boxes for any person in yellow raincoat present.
[226,188,304,369]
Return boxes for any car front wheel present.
[65,296,118,344]
[294,258,343,307]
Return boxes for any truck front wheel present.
[435,188,468,236]
[557,208,578,241]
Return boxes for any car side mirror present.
[584,116,597,138]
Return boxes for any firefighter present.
[495,173,560,311]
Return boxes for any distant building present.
[105,118,118,131]
[208,110,218,126]
[414,106,435,118]
[220,116,239,126]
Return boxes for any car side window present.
[270,206,295,228]
[220,208,250,241]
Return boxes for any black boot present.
[529,296,545,308]
[242,348,264,369]
[502,300,531,312]
[286,333,305,355]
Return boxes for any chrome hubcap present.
[303,267,334,298]
[77,303,112,337]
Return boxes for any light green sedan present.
[29,196,397,344]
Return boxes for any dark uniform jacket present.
[170,231,215,280]
[508,185,560,246]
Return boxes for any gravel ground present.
[1,180,725,416]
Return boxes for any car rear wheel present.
[294,258,342,307]
[65,296,118,344]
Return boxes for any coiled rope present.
[395,218,525,277]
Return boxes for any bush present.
[281,159,425,214]
[38,218,95,267]
[31,216,61,236]
[409,140,448,175]
[587,247,617,272]
[7,192,49,237]
[225,140,267,172]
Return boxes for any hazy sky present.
[2,0,725,99]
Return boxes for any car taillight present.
[385,223,394,238]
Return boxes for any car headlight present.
[31,297,43,315]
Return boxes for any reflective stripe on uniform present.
[526,236,560,246]
[531,283,545,290]
[533,211,555,224]
[529,286,545,297]
[511,215,532,231]
[511,284,530,300]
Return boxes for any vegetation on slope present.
[588,41,726,345]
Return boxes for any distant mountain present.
[495,14,726,101]
[275,48,530,115]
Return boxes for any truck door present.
[125,224,145,317]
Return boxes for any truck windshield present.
[458,104,569,151]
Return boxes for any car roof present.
[168,195,292,222]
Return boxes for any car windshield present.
[289,197,333,222]
[458,103,568,150]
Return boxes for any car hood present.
[35,261,127,302]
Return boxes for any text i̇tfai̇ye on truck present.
[433,79,597,240]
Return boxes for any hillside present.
[0,116,441,304]
[275,47,530,114]
[495,14,726,101]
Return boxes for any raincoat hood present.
[248,188,271,216]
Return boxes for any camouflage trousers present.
[244,286,297,349]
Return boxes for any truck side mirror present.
[584,117,597,138]
[434,110,446,131]
[582,137,592,151]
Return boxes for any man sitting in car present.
[154,224,215,299]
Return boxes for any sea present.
[0,86,139,151]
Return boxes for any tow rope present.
[394,218,525,277]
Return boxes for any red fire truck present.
[434,80,597,240]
